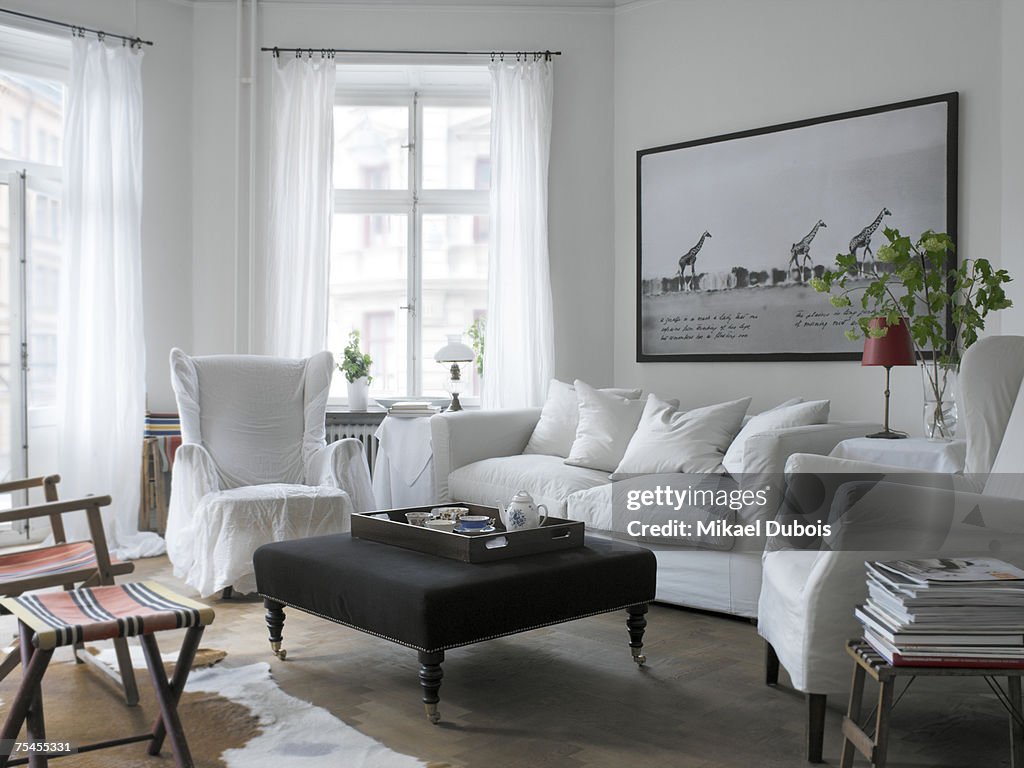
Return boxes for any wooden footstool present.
[254,533,657,723]
[0,582,215,768]
[840,640,1024,768]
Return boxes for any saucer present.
[456,525,497,535]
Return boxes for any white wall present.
[0,0,193,411]
[613,0,1008,428]
[190,2,617,387]
[1002,0,1024,335]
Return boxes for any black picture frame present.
[636,92,958,362]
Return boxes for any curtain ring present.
[97,31,105,42]
[272,46,280,59]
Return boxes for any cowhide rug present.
[1,649,438,767]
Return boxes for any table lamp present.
[862,317,916,439]
[434,334,475,412]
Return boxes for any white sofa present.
[430,407,876,617]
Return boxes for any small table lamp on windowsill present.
[862,317,917,439]
[434,334,475,412]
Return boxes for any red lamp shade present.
[861,317,916,367]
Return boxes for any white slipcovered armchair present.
[757,335,1024,762]
[166,348,374,597]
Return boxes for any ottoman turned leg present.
[626,604,648,666]
[418,650,444,724]
[264,599,287,660]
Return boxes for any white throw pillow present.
[611,395,752,478]
[525,379,641,458]
[739,397,803,427]
[721,399,830,475]
[564,381,661,472]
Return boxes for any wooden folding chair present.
[0,476,139,706]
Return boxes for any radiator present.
[326,422,380,475]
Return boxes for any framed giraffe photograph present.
[636,92,958,362]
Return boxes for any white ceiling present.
[237,0,625,7]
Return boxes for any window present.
[0,50,65,533]
[328,66,490,400]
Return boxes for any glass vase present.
[921,362,958,441]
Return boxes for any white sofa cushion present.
[524,379,641,458]
[565,482,737,551]
[565,381,664,473]
[612,395,751,478]
[448,453,610,516]
[722,399,830,476]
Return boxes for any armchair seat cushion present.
[182,483,352,597]
[448,454,609,516]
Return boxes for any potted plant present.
[340,330,373,411]
[467,317,485,378]
[811,228,1012,440]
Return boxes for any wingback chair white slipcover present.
[166,348,375,597]
[757,335,1024,761]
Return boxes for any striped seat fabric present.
[0,541,116,582]
[0,581,215,650]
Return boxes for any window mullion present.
[407,90,421,397]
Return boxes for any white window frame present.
[334,78,489,398]
[0,24,68,539]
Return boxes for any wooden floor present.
[2,554,1016,767]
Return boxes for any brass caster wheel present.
[271,641,287,660]
[425,703,440,724]
[631,649,646,666]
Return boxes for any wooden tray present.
[351,503,585,563]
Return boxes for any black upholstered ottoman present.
[254,533,657,722]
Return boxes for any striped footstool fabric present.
[0,541,114,581]
[0,581,214,650]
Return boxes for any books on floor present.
[857,557,1024,668]
[387,401,441,417]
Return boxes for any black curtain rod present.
[263,47,560,60]
[0,7,153,47]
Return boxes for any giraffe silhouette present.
[678,231,711,291]
[849,208,891,275]
[789,219,827,283]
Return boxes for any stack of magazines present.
[388,401,441,418]
[857,557,1024,668]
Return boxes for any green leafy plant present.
[811,228,1012,363]
[467,317,485,377]
[339,330,373,385]
[811,227,1012,436]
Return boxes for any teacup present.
[432,506,469,522]
[424,518,457,533]
[458,515,492,530]
[405,511,434,527]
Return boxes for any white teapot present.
[501,490,549,532]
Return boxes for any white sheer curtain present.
[483,58,555,409]
[59,36,163,558]
[265,54,336,357]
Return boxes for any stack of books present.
[388,401,442,418]
[857,557,1024,668]
[144,411,181,437]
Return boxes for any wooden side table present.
[840,640,1024,767]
